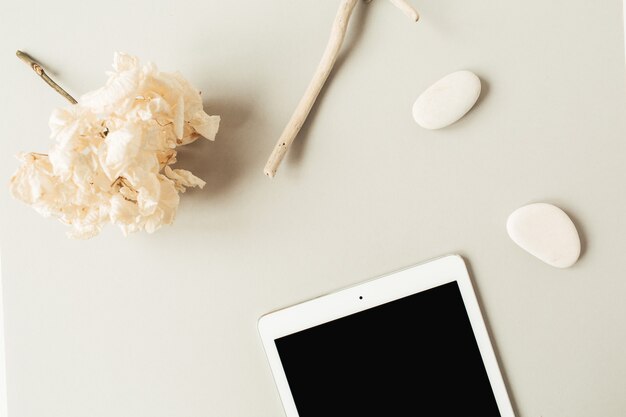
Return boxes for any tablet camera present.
[359,296,363,300]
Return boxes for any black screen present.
[274,281,501,417]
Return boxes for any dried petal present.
[164,166,206,192]
[9,53,220,238]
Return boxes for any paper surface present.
[0,253,6,417]
[1,1,626,417]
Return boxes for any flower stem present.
[16,50,77,104]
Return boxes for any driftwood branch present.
[16,50,78,104]
[389,0,420,21]
[263,0,419,178]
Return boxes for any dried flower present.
[10,52,220,238]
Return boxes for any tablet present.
[258,254,515,417]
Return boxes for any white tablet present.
[258,254,515,417]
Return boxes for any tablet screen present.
[274,281,501,416]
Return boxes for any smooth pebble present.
[507,203,581,268]
[412,70,482,129]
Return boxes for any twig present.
[365,0,419,21]
[389,0,420,21]
[16,50,77,104]
[263,0,358,178]
[263,0,419,178]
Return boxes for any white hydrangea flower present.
[10,52,220,239]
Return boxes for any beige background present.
[1,1,625,416]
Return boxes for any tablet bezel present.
[258,254,515,417]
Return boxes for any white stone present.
[507,203,581,268]
[412,70,482,129]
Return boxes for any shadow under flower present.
[174,96,254,196]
